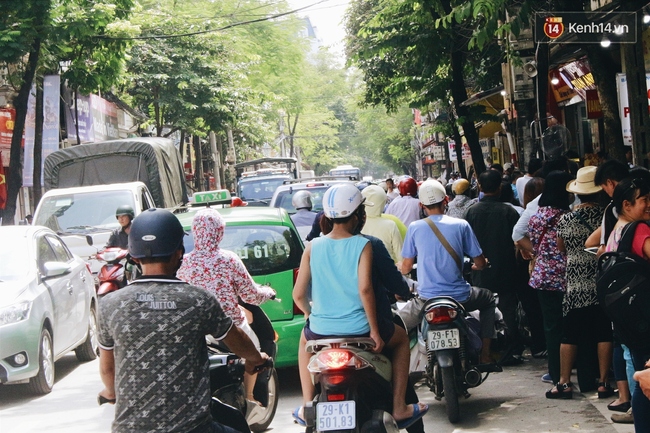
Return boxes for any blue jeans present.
[188,421,243,433]
[630,349,650,433]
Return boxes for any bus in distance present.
[329,165,361,180]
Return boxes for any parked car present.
[0,226,98,394]
[176,194,305,367]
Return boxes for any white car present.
[0,226,98,394]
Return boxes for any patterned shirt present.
[556,205,603,315]
[528,206,568,292]
[98,278,233,433]
[177,209,275,326]
[446,195,477,219]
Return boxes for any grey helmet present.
[292,190,313,210]
[115,204,135,220]
[128,208,185,259]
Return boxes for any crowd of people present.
[94,156,650,433]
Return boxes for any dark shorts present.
[561,304,613,345]
[303,318,395,344]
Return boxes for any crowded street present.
[0,352,634,433]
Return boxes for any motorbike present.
[418,295,501,423]
[209,303,279,433]
[303,337,399,433]
[95,247,130,296]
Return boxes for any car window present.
[35,190,134,232]
[239,178,289,202]
[37,236,58,274]
[183,224,302,276]
[46,235,73,263]
[275,186,331,213]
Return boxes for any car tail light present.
[425,306,457,324]
[305,183,325,187]
[307,349,370,373]
[327,393,346,401]
[324,375,346,386]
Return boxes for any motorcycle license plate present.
[317,401,355,431]
[428,328,460,350]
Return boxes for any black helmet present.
[129,208,185,259]
[115,205,135,219]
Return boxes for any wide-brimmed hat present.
[566,166,602,195]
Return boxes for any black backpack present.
[596,221,650,352]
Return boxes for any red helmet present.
[231,197,248,207]
[398,176,418,197]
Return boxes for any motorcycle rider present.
[290,190,318,239]
[398,179,497,365]
[106,205,134,249]
[176,208,276,405]
[293,183,428,429]
[98,208,269,433]
[385,176,422,228]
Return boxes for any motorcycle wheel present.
[441,366,460,423]
[249,368,279,432]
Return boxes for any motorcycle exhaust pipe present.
[464,367,482,387]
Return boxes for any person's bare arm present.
[515,236,534,260]
[471,254,488,270]
[633,360,650,400]
[221,326,269,374]
[585,226,602,248]
[98,349,116,402]
[557,236,566,253]
[292,243,312,318]
[358,243,383,353]
[400,257,415,275]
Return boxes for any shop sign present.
[0,108,15,149]
[432,144,446,161]
[66,93,119,143]
[586,89,602,119]
[559,58,596,100]
[549,69,578,104]
[616,73,650,146]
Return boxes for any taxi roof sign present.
[192,189,231,205]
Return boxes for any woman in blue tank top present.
[292,183,428,428]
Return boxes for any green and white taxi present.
[175,190,305,367]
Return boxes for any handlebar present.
[253,358,274,372]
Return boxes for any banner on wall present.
[24,75,60,187]
[616,73,650,146]
[0,108,15,164]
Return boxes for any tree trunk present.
[193,135,204,192]
[33,83,44,207]
[2,39,41,225]
[450,115,467,179]
[584,45,627,162]
[74,88,81,145]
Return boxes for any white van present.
[33,182,156,274]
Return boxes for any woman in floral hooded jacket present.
[177,207,275,402]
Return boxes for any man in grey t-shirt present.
[98,209,268,433]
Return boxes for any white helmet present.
[292,190,313,210]
[322,183,371,219]
[419,179,447,206]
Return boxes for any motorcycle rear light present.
[324,374,346,385]
[327,393,346,401]
[307,349,370,373]
[425,306,457,324]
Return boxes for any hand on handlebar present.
[245,352,272,374]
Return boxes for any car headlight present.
[0,301,32,326]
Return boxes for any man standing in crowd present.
[465,170,523,364]
[386,176,422,228]
[98,208,269,433]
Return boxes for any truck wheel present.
[441,366,460,423]
[28,328,55,395]
[75,305,99,361]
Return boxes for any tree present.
[345,0,504,176]
[0,0,51,224]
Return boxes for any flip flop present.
[396,403,429,429]
[292,406,306,427]
[97,394,116,405]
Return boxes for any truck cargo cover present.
[44,137,188,208]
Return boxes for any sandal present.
[545,382,573,400]
[598,382,616,399]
